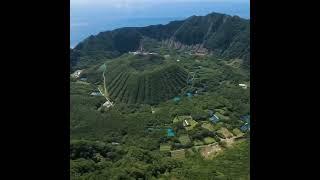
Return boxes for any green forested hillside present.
[71,51,250,179]
[70,11,250,180]
[71,12,249,71]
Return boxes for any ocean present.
[70,2,250,48]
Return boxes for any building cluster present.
[103,100,114,108]
[239,83,248,89]
[71,69,83,78]
[129,51,158,56]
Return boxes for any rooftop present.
[167,128,175,137]
[210,114,220,123]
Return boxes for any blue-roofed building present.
[240,123,250,132]
[80,78,87,81]
[90,92,102,96]
[186,92,192,97]
[210,114,220,123]
[167,128,175,137]
[240,114,250,123]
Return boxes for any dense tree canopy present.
[70,11,250,180]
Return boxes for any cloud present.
[71,0,249,7]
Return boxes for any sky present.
[71,0,250,47]
[71,0,249,6]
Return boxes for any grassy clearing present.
[208,141,250,178]
[173,117,181,123]
[201,122,215,131]
[203,137,216,144]
[200,143,223,159]
[171,149,185,159]
[232,128,244,136]
[193,140,204,146]
[160,144,171,152]
[185,119,198,131]
[179,134,191,145]
[217,127,234,139]
[173,115,192,123]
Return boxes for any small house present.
[240,123,250,132]
[71,69,83,78]
[210,114,220,123]
[90,92,102,96]
[239,84,248,89]
[74,71,81,77]
[183,119,190,127]
[103,101,113,108]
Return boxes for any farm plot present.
[217,127,234,139]
[185,119,198,131]
[201,122,215,131]
[178,134,191,145]
[160,144,171,152]
[173,115,192,123]
[171,149,185,159]
[203,137,216,144]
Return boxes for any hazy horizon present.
[71,0,250,47]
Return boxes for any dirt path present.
[102,70,108,97]
[199,134,246,159]
[98,87,105,97]
[194,142,218,149]
[101,66,113,107]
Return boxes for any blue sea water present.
[71,2,249,48]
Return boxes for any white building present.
[183,119,190,127]
[239,84,248,89]
[129,51,141,55]
[90,92,102,96]
[71,70,83,78]
[103,101,113,108]
[129,51,158,56]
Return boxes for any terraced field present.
[103,54,189,104]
